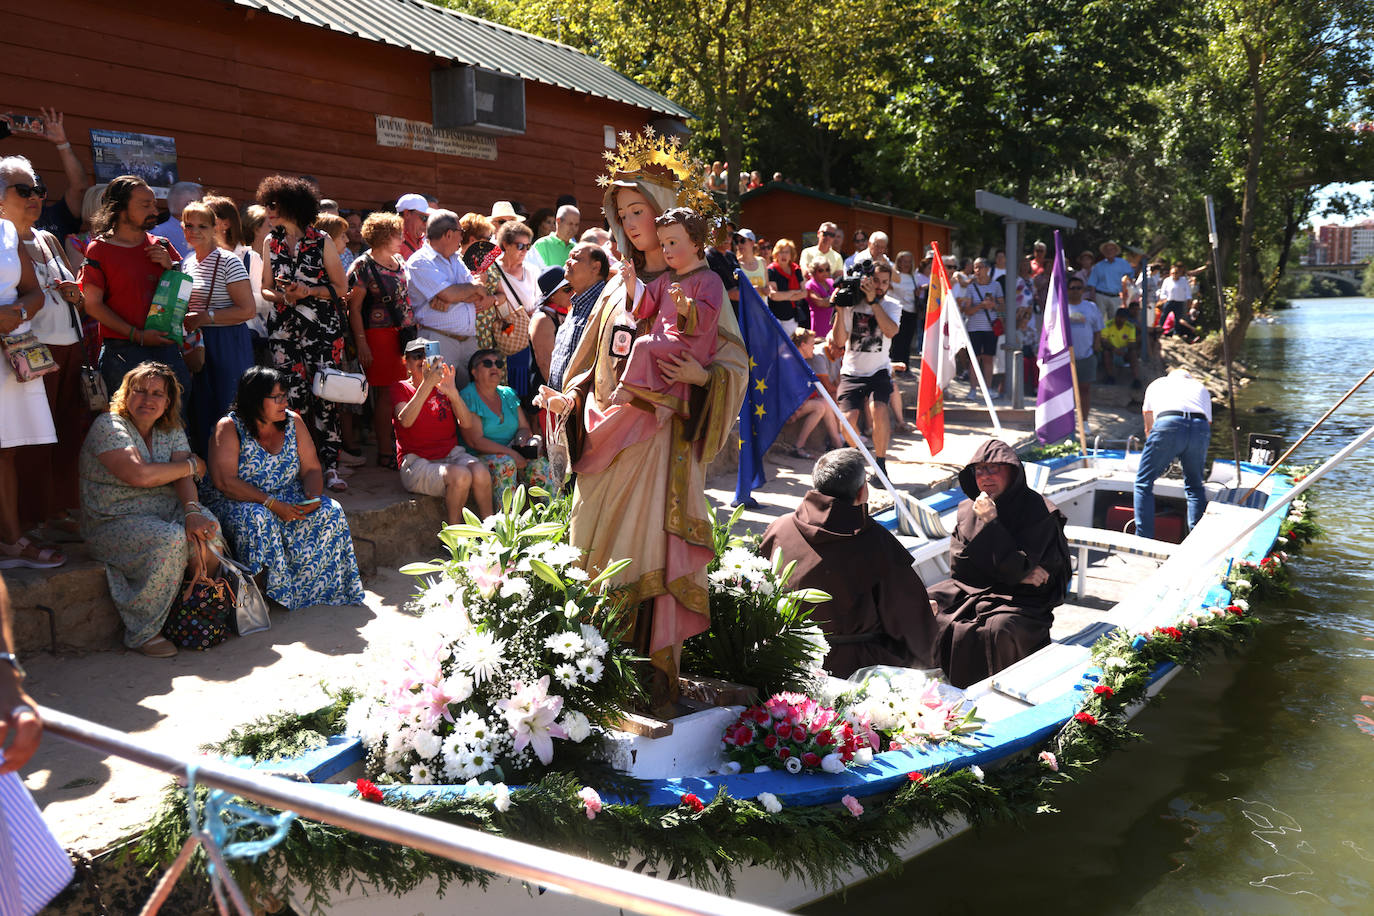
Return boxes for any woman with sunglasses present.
[483,220,540,404]
[203,366,364,611]
[4,156,89,546]
[0,158,62,569]
[180,200,256,456]
[459,348,555,506]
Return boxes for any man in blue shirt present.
[152,180,202,256]
[1085,240,1135,325]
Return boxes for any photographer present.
[391,338,493,523]
[827,261,902,477]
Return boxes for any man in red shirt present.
[390,338,493,523]
[79,175,190,399]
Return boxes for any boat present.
[163,445,1312,915]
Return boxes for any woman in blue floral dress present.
[204,366,364,610]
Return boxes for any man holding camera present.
[828,261,902,476]
[390,338,494,524]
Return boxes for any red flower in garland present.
[355,778,384,803]
[1153,626,1184,641]
[1092,685,1115,698]
[680,793,705,813]
[1226,605,1244,617]
[907,771,926,784]
[1074,711,1099,726]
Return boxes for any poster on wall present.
[89,129,179,197]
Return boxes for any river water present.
[804,297,1374,914]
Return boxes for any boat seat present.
[896,492,953,540]
[1212,487,1268,509]
[1064,524,1180,599]
[991,642,1092,705]
[1043,466,1113,497]
[1053,619,1119,648]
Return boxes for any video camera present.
[831,258,875,310]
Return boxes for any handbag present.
[312,366,369,404]
[1,330,58,382]
[209,544,271,637]
[364,256,417,348]
[162,542,233,650]
[482,264,532,356]
[38,231,106,408]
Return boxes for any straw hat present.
[489,201,518,223]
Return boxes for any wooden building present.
[1,0,690,216]
[738,183,956,261]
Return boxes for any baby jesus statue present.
[615,207,724,421]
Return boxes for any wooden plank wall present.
[1,0,664,220]
[740,189,954,264]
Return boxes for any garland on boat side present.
[135,488,1320,915]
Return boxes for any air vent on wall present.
[432,65,526,136]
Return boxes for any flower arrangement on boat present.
[343,489,641,784]
[835,671,985,751]
[721,693,873,774]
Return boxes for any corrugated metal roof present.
[230,0,691,119]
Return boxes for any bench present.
[1063,524,1181,600]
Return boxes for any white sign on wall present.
[375,115,498,161]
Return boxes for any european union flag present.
[735,271,819,506]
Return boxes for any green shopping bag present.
[144,268,194,344]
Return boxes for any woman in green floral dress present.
[80,362,220,657]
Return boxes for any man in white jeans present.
[405,209,494,388]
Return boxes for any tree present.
[1363,258,1374,298]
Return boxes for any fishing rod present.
[1204,196,1245,488]
[1239,363,1374,501]
[39,707,789,916]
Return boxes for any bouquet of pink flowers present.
[721,692,873,774]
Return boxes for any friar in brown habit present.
[929,439,1072,688]
[761,449,938,678]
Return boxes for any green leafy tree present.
[1363,258,1374,298]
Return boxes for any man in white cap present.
[1133,368,1212,539]
[406,209,495,387]
[396,192,430,259]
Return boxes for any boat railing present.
[39,706,789,916]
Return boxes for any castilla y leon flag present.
[1035,230,1076,444]
[916,242,972,456]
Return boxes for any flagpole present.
[1068,352,1088,454]
[811,380,926,539]
[965,344,1003,433]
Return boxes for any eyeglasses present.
[129,386,169,401]
[510,242,531,251]
[8,182,46,200]
[972,465,1003,477]
[823,231,840,238]
[267,392,290,403]
[476,357,505,369]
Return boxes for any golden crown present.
[598,126,721,224]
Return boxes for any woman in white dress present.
[0,159,63,568]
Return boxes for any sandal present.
[0,536,67,570]
[325,468,349,493]
[788,447,815,460]
[136,636,178,658]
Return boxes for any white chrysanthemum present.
[554,663,579,688]
[560,710,592,743]
[564,566,589,581]
[579,624,610,657]
[500,577,531,600]
[411,728,442,760]
[545,631,586,658]
[492,782,511,812]
[410,763,436,784]
[577,656,605,684]
[456,631,507,684]
[442,672,475,705]
[543,542,583,566]
[757,792,782,814]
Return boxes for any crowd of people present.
[0,108,1209,662]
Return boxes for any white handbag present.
[311,367,369,404]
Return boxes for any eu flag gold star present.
[754,378,768,394]
[748,357,757,372]
[754,404,767,419]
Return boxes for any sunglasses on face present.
[510,242,531,251]
[972,465,1003,477]
[8,182,46,200]
[824,231,840,237]
[476,357,505,369]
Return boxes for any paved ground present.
[19,360,1157,855]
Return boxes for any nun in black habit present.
[929,439,1072,688]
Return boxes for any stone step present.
[8,460,449,655]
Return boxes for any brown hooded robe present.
[929,439,1072,688]
[761,491,937,678]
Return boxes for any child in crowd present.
[616,207,724,421]
[787,328,842,457]
[803,258,836,337]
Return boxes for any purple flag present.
[1035,230,1076,444]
